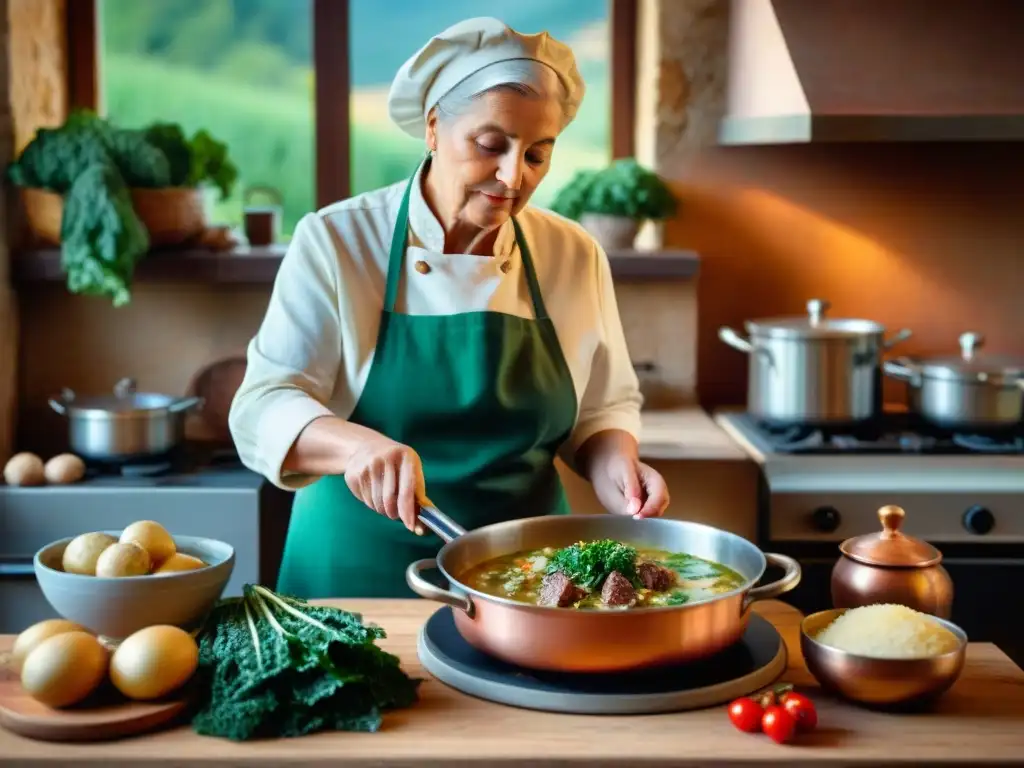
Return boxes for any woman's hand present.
[344,434,428,534]
[578,431,670,519]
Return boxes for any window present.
[82,0,634,238]
[97,0,316,236]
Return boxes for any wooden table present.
[2,599,1024,767]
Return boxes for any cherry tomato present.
[761,704,797,744]
[727,697,764,733]
[781,691,818,731]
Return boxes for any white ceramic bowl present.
[33,531,235,640]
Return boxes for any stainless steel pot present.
[405,508,802,673]
[48,377,204,462]
[719,299,912,426]
[883,332,1024,432]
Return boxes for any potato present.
[95,541,151,577]
[120,520,176,568]
[62,532,118,575]
[110,625,199,700]
[3,452,45,486]
[153,553,207,574]
[20,631,109,708]
[11,619,88,674]
[43,453,86,484]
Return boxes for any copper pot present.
[831,504,953,619]
[406,507,802,673]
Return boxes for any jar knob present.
[878,505,906,539]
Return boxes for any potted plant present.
[549,158,679,250]
[6,110,238,307]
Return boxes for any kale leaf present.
[660,553,724,581]
[546,539,641,591]
[190,585,421,742]
[60,162,149,308]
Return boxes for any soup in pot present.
[458,538,746,610]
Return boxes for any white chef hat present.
[387,17,586,139]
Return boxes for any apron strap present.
[383,156,550,321]
[511,217,549,321]
[382,165,416,314]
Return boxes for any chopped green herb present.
[547,539,640,590]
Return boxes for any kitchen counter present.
[638,406,750,461]
[2,599,1023,767]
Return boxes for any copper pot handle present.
[406,558,475,617]
[742,553,802,612]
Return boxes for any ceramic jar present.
[831,504,954,619]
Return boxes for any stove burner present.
[952,434,1024,454]
[116,460,175,478]
[81,447,187,479]
[739,413,1024,455]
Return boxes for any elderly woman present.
[229,17,670,599]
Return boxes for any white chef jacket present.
[229,160,643,490]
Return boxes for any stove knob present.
[963,505,995,535]
[811,506,841,533]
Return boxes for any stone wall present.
[0,0,15,463]
[2,0,67,463]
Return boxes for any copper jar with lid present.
[831,504,953,618]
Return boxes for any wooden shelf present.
[12,246,699,285]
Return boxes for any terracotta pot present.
[20,186,208,248]
[579,213,639,251]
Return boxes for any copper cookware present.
[801,608,967,708]
[831,504,953,618]
[406,508,802,673]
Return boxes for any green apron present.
[276,166,579,599]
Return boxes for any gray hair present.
[432,59,574,128]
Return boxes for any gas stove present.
[714,408,1024,668]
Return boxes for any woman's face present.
[426,88,563,231]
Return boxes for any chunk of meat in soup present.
[637,562,676,591]
[601,570,637,607]
[539,571,585,607]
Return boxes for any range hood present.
[720,0,1024,144]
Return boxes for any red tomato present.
[781,691,818,731]
[727,697,764,733]
[761,705,797,744]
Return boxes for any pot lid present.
[746,299,886,340]
[839,505,942,568]
[915,332,1024,385]
[57,378,181,414]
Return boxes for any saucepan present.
[883,332,1024,433]
[48,377,204,462]
[405,508,802,673]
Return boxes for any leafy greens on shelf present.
[6,110,237,306]
[190,584,421,741]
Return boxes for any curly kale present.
[60,162,149,307]
[546,539,641,591]
[6,110,238,306]
[190,585,421,742]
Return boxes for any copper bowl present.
[800,608,967,708]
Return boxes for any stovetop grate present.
[729,413,1024,456]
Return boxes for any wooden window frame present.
[66,0,637,208]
